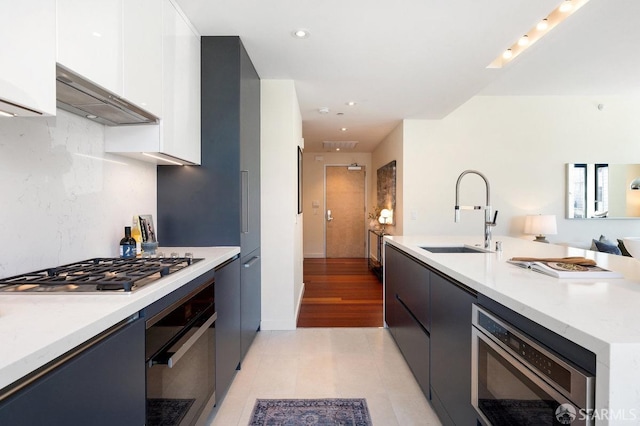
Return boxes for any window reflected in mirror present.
[566,163,640,219]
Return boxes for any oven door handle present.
[168,311,216,368]
[151,311,217,369]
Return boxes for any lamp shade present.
[379,209,393,224]
[630,177,640,190]
[524,214,557,236]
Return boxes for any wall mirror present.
[566,163,640,219]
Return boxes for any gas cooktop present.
[0,257,201,293]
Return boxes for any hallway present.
[297,258,383,328]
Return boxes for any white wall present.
[0,110,157,278]
[260,80,303,330]
[302,151,373,257]
[400,96,640,245]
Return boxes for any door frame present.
[323,164,369,257]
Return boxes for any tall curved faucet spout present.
[454,170,496,249]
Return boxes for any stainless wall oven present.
[145,275,216,426]
[472,304,594,426]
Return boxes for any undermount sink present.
[420,245,489,254]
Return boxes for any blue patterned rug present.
[249,398,372,426]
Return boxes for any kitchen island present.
[385,235,640,425]
[0,246,239,392]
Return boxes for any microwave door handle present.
[154,311,217,369]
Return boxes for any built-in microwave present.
[472,304,595,426]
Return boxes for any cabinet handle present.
[243,256,260,268]
[241,170,249,233]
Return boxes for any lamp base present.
[534,235,549,243]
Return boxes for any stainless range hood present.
[56,64,159,126]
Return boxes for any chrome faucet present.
[454,170,498,249]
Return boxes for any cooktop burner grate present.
[0,257,201,293]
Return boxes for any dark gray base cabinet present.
[384,244,478,426]
[215,257,241,401]
[241,248,261,361]
[430,272,478,426]
[384,244,431,397]
[0,318,145,425]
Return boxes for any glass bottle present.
[131,216,142,257]
[119,226,136,259]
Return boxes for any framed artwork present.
[377,160,396,223]
[298,146,303,214]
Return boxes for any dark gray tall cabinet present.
[157,36,261,398]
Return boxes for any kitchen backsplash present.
[0,110,157,278]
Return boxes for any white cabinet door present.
[56,0,123,95]
[123,0,163,117]
[0,0,56,116]
[105,0,200,165]
[161,0,201,164]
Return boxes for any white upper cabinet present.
[105,0,201,165]
[123,0,163,117]
[0,0,56,117]
[56,0,124,96]
[161,0,201,164]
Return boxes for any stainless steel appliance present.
[56,63,159,126]
[145,277,216,426]
[472,304,595,426]
[0,257,199,293]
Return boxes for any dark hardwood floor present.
[297,258,383,328]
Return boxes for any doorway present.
[325,165,366,257]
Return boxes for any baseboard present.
[294,281,305,324]
[260,319,297,330]
[304,252,324,258]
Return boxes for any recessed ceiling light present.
[318,107,329,114]
[346,101,356,106]
[536,18,549,31]
[559,0,573,12]
[488,0,590,68]
[292,29,310,39]
[340,127,347,132]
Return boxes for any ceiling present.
[175,0,640,153]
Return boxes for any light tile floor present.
[204,327,442,426]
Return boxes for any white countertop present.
[0,246,240,392]
[385,235,640,424]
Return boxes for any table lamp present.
[524,214,557,243]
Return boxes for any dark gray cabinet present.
[384,244,431,397]
[430,271,477,426]
[157,35,260,254]
[241,248,261,360]
[384,244,479,426]
[157,36,262,386]
[215,256,241,400]
[0,318,145,425]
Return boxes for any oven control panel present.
[477,309,571,391]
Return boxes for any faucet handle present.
[486,210,498,226]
